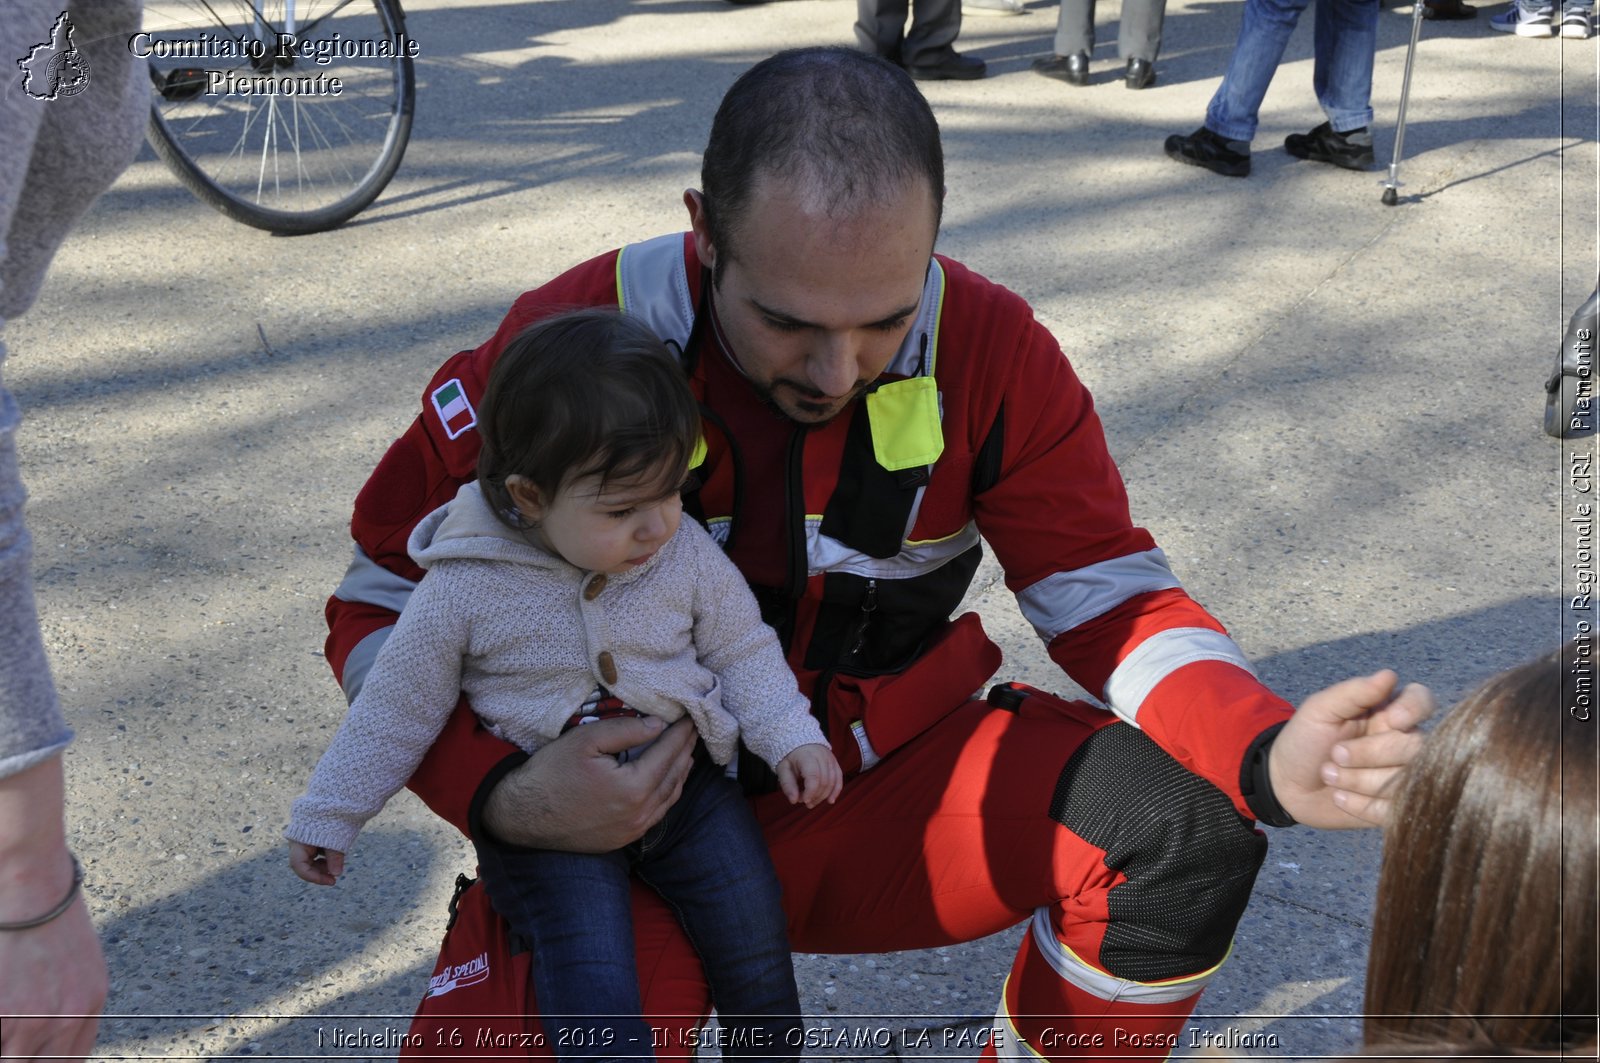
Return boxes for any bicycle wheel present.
[142,0,414,235]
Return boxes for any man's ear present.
[684,188,717,276]
[505,475,546,523]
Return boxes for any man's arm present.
[478,716,698,852]
[959,283,1299,818]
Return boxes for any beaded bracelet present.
[0,855,84,931]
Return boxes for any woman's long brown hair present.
[1364,639,1597,1053]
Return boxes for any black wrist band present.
[1240,723,1297,827]
[0,854,84,931]
[467,750,531,848]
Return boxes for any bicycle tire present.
[143,0,414,235]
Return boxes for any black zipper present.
[847,579,878,659]
[783,426,807,598]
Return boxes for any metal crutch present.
[1381,0,1426,205]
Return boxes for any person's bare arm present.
[480,716,698,852]
[0,757,106,1062]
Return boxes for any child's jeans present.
[473,751,802,1063]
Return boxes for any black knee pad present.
[1049,722,1268,982]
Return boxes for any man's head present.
[686,47,945,425]
[698,47,945,276]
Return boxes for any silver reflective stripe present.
[1016,549,1183,644]
[805,518,981,580]
[616,233,695,351]
[1102,627,1258,726]
[1027,908,1222,1005]
[333,545,419,614]
[341,625,393,704]
[617,235,940,377]
[884,259,945,378]
[901,483,928,541]
[849,720,881,772]
[991,983,1045,1061]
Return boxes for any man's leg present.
[902,0,964,65]
[413,697,1267,1060]
[635,759,802,1061]
[1310,0,1379,133]
[755,698,1268,1062]
[1203,0,1314,142]
[1117,0,1167,63]
[856,0,909,60]
[1053,0,1097,59]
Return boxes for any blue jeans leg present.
[1204,0,1313,142]
[1312,0,1378,132]
[635,759,802,1061]
[474,842,654,1063]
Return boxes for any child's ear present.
[504,476,546,523]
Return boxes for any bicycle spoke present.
[294,0,363,41]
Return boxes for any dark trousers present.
[1053,0,1168,61]
[474,756,802,1063]
[855,0,962,66]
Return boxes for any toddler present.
[286,308,840,1062]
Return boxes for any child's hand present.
[777,744,843,809]
[289,842,345,886]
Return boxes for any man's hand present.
[481,716,697,851]
[1268,670,1436,829]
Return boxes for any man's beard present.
[752,375,868,425]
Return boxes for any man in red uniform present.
[326,46,1432,1061]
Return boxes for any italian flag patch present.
[431,378,477,440]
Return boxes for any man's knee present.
[1049,723,1268,981]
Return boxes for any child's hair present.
[476,309,700,524]
[1364,638,1597,1054]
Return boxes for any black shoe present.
[1031,52,1089,85]
[1284,121,1376,170]
[1164,126,1251,177]
[1124,57,1156,88]
[1422,0,1478,18]
[906,49,987,80]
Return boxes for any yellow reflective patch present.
[866,377,943,471]
[689,434,708,470]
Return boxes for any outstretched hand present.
[481,715,698,852]
[1268,670,1436,829]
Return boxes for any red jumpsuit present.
[325,235,1295,1061]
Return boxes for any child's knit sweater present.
[287,481,823,852]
